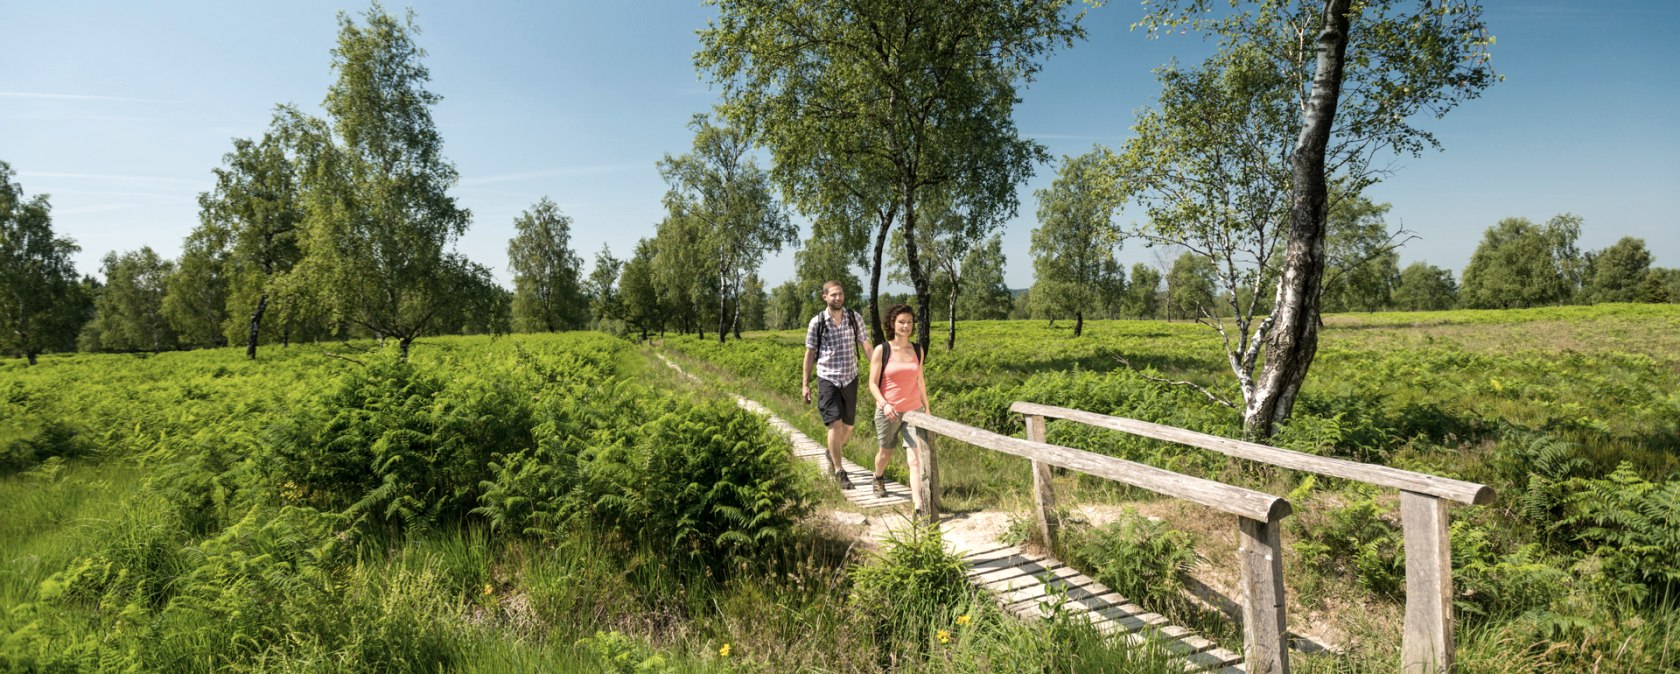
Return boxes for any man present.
[802,280,871,489]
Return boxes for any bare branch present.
[1110,351,1238,410]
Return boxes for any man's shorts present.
[816,378,858,426]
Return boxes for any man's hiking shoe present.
[872,476,888,498]
[835,469,855,490]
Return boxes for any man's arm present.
[802,347,817,403]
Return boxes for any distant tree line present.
[1018,201,1677,329]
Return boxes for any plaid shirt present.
[806,309,869,385]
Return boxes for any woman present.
[866,304,931,502]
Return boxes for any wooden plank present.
[989,565,1089,595]
[957,543,1017,558]
[998,573,1110,609]
[902,411,1290,522]
[1239,516,1290,674]
[958,544,1020,561]
[967,557,1059,585]
[1402,491,1454,674]
[1184,648,1244,672]
[1025,415,1061,554]
[1011,402,1493,505]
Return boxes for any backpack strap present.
[877,340,926,391]
[877,340,891,390]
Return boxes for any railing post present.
[1239,514,1290,674]
[1401,491,1453,673]
[907,424,940,520]
[1024,414,1059,554]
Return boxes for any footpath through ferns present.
[1,332,1205,673]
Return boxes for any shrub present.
[1555,463,1680,604]
[850,522,975,651]
[1064,508,1196,610]
[1290,488,1405,600]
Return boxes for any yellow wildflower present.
[936,629,951,644]
[955,614,971,626]
[1490,378,1503,391]
[482,584,494,596]
[719,643,731,658]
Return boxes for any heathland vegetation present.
[666,305,1680,671]
[4,1,1678,672]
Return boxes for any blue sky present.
[2,1,1676,290]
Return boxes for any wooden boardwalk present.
[657,350,1244,671]
[954,542,1246,673]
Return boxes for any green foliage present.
[1065,509,1196,609]
[1450,517,1569,622]
[508,196,589,332]
[850,522,975,651]
[1165,252,1216,320]
[285,4,472,356]
[658,114,795,343]
[1290,488,1405,599]
[1581,236,1654,304]
[0,418,84,476]
[1321,194,1403,313]
[1121,263,1162,319]
[200,119,308,356]
[1392,261,1458,311]
[81,247,177,352]
[265,350,532,530]
[0,160,84,362]
[576,631,675,674]
[1030,149,1124,334]
[161,217,233,348]
[698,0,1083,346]
[1460,214,1584,309]
[1555,463,1680,604]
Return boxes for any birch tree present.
[697,0,1081,347]
[1117,0,1497,437]
[658,115,794,343]
[290,4,471,359]
[507,197,587,332]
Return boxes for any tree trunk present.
[26,351,38,366]
[1245,0,1351,440]
[1074,311,1084,337]
[867,208,893,345]
[399,335,413,360]
[246,293,268,360]
[902,182,932,350]
[946,284,958,351]
[717,274,729,344]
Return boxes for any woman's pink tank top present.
[881,344,924,412]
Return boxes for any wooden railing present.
[1009,402,1495,674]
[899,410,1294,674]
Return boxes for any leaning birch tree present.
[1116,0,1497,438]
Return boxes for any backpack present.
[813,308,862,356]
[876,340,925,390]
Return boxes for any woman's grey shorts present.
[874,405,926,450]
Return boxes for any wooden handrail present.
[902,411,1291,522]
[1013,401,1494,674]
[901,409,1294,673]
[1009,402,1493,505]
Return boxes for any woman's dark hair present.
[883,304,915,338]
